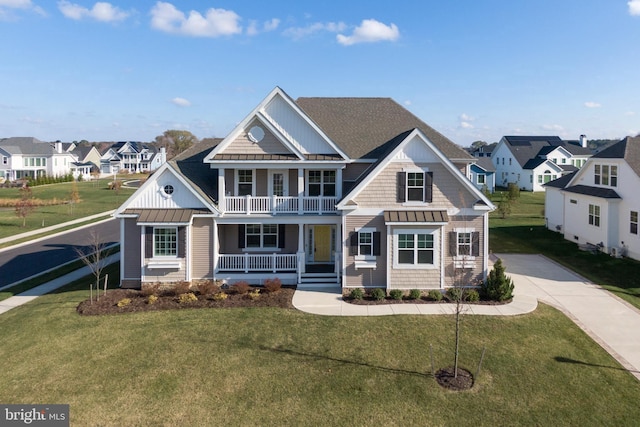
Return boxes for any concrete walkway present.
[294,253,640,381]
[0,253,119,315]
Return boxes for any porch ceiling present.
[383,210,449,223]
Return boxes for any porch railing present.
[217,253,297,273]
[224,195,337,214]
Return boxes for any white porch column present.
[212,220,219,276]
[336,167,343,199]
[297,223,305,274]
[218,168,225,213]
[297,168,304,215]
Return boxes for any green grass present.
[0,178,137,239]
[1,272,639,426]
[489,191,640,309]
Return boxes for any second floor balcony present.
[223,195,337,215]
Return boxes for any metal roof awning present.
[124,208,212,224]
[384,210,449,224]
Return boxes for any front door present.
[314,225,331,262]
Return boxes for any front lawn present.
[489,191,640,309]
[0,274,639,426]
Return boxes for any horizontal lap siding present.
[192,218,213,280]
[143,268,186,283]
[344,215,386,288]
[443,216,485,287]
[123,218,141,280]
[354,162,476,208]
[225,121,290,154]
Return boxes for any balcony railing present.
[224,195,337,214]
[217,253,297,273]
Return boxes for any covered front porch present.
[213,220,341,285]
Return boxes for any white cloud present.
[171,97,191,107]
[625,111,636,116]
[460,121,474,129]
[584,101,602,108]
[283,21,346,40]
[403,100,412,106]
[629,0,640,16]
[337,19,399,46]
[150,1,241,37]
[58,1,130,22]
[247,18,280,36]
[264,18,279,31]
[0,0,45,17]
[459,113,474,122]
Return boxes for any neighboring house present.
[470,158,495,193]
[492,135,592,191]
[100,141,166,174]
[544,136,640,261]
[114,87,495,290]
[469,144,495,158]
[0,137,78,181]
[69,144,102,180]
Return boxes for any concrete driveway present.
[496,253,640,381]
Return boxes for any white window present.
[477,174,486,185]
[407,172,424,201]
[237,170,253,196]
[245,224,278,248]
[308,170,336,197]
[359,230,373,256]
[594,164,615,187]
[589,204,600,227]
[631,211,638,235]
[154,227,177,257]
[393,229,437,269]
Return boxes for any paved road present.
[0,219,119,287]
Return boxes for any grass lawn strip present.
[0,269,638,426]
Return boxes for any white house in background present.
[492,135,592,191]
[0,137,78,181]
[544,136,640,261]
[100,141,166,174]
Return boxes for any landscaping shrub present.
[465,289,480,302]
[427,289,443,301]
[389,289,403,300]
[482,258,515,301]
[173,281,191,296]
[231,281,251,294]
[141,283,160,297]
[247,289,261,300]
[409,289,422,300]
[370,288,386,301]
[178,292,198,304]
[264,278,282,293]
[349,288,364,300]
[213,292,228,301]
[116,298,131,307]
[446,288,462,302]
[197,280,219,296]
[146,295,158,305]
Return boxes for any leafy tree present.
[155,130,198,158]
[507,182,520,203]
[69,180,80,214]
[470,140,488,150]
[497,192,512,219]
[14,185,35,227]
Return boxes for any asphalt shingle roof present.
[170,138,222,203]
[296,97,472,161]
[563,185,621,199]
[592,136,640,177]
[503,136,592,169]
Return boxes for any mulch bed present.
[435,367,474,390]
[344,297,511,305]
[77,287,295,316]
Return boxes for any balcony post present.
[244,252,249,273]
[218,168,225,213]
[245,194,251,215]
[298,168,304,215]
[272,253,277,273]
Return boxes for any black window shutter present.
[145,227,153,258]
[238,225,245,248]
[349,232,358,256]
[278,224,285,248]
[178,227,186,258]
[425,172,433,203]
[397,172,406,202]
[373,232,381,256]
[472,232,480,257]
[448,231,457,256]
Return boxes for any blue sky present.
[1,1,639,146]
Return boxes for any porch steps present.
[298,272,340,288]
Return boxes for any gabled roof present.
[296,97,472,161]
[502,136,592,168]
[0,137,54,155]
[473,157,495,172]
[170,138,222,203]
[544,171,576,189]
[592,136,640,177]
[563,185,621,199]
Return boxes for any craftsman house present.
[114,87,495,290]
[0,137,78,181]
[492,135,592,191]
[545,136,640,261]
[100,141,166,174]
